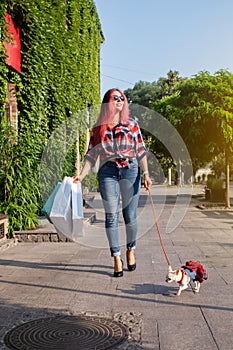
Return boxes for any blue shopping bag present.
[41,182,62,222]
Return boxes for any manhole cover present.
[4,315,128,350]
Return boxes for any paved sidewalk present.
[0,185,233,349]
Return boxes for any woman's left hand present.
[144,174,152,190]
[73,175,81,183]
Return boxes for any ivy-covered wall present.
[0,0,103,235]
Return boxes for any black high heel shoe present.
[113,258,123,278]
[126,250,136,271]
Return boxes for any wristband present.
[143,171,149,175]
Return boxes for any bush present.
[206,175,224,190]
[0,1,103,235]
[0,123,39,235]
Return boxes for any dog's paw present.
[194,281,200,293]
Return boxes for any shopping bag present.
[41,182,62,223]
[50,176,73,239]
[50,176,84,241]
[71,182,84,239]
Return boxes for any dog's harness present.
[177,269,187,285]
[177,268,197,285]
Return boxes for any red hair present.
[92,88,129,145]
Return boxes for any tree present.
[124,80,160,108]
[156,70,185,98]
[124,70,184,107]
[158,70,233,206]
[124,71,185,182]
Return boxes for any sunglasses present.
[113,95,125,102]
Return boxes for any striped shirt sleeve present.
[131,120,148,160]
[84,132,100,166]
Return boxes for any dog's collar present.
[177,269,186,285]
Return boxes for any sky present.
[94,0,233,97]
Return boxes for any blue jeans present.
[98,159,141,256]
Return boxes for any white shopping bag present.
[72,182,84,238]
[50,176,84,241]
[50,176,73,240]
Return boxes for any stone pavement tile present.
[154,292,223,350]
[158,317,218,350]
[167,225,192,237]
[209,252,233,267]
[74,278,118,298]
[36,288,74,308]
[207,231,233,244]
[198,240,233,254]
[198,293,233,312]
[70,288,115,314]
[202,309,233,350]
[168,245,204,263]
[134,315,159,350]
[0,277,44,302]
[212,268,233,284]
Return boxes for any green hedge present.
[0,0,103,235]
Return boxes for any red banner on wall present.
[4,13,21,73]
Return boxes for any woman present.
[73,88,152,277]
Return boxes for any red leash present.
[148,188,172,271]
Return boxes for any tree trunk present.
[225,149,230,208]
[75,131,80,177]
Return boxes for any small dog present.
[165,261,207,296]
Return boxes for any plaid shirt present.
[85,118,147,167]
